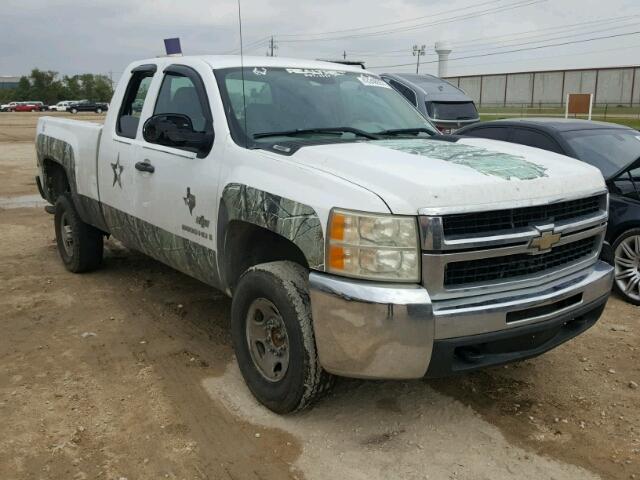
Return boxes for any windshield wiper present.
[253,127,379,140]
[374,128,435,137]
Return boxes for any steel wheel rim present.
[245,298,290,382]
[614,234,640,302]
[60,212,74,256]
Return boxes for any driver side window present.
[154,73,207,132]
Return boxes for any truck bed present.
[36,116,104,201]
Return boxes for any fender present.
[220,183,325,271]
[36,133,109,232]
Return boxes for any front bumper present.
[309,260,613,379]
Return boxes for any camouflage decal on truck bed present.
[373,139,547,180]
[102,204,220,287]
[36,134,109,232]
[222,183,324,270]
[36,134,77,197]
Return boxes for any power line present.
[309,13,640,58]
[451,18,640,55]
[276,0,545,43]
[367,30,640,69]
[446,42,640,74]
[345,19,640,60]
[275,0,513,38]
[450,13,639,47]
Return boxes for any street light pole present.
[412,44,426,74]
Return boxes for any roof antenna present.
[237,0,248,148]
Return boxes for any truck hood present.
[288,137,606,215]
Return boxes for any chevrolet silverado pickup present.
[35,56,614,413]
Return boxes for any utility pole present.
[267,36,278,57]
[412,44,426,74]
[343,50,347,60]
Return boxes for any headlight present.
[327,208,420,282]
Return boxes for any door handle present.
[135,161,155,173]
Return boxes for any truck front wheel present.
[54,194,104,273]
[231,261,333,413]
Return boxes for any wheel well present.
[222,220,310,292]
[42,159,70,202]
[609,223,640,246]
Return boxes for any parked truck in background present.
[35,55,613,413]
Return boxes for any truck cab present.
[35,56,613,413]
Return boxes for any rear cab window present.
[426,101,478,121]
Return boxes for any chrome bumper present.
[309,261,613,379]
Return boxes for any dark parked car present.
[457,118,640,304]
[67,100,109,114]
[380,73,480,133]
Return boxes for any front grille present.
[444,237,596,287]
[442,195,603,237]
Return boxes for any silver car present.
[381,73,480,133]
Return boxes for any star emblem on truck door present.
[111,155,124,188]
[183,187,196,215]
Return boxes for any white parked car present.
[1,101,19,112]
[50,100,84,112]
[34,55,613,413]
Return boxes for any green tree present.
[93,75,114,103]
[29,69,63,103]
[15,76,31,100]
[62,75,83,100]
[4,69,115,104]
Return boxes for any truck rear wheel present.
[54,194,104,273]
[231,261,333,413]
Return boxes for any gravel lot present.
[0,112,638,480]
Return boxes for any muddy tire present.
[54,194,104,273]
[612,228,640,306]
[231,261,334,413]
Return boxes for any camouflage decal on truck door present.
[373,139,548,180]
[101,204,220,287]
[222,183,324,270]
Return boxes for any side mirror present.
[142,114,213,155]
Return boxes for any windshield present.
[215,67,437,144]
[426,101,478,120]
[561,128,640,178]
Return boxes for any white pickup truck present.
[35,55,613,413]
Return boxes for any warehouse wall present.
[445,66,639,106]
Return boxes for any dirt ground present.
[0,112,638,480]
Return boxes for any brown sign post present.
[565,93,593,120]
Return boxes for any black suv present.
[67,100,109,114]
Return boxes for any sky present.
[1,0,639,81]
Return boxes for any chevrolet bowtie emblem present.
[530,231,562,252]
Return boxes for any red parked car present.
[14,101,46,112]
